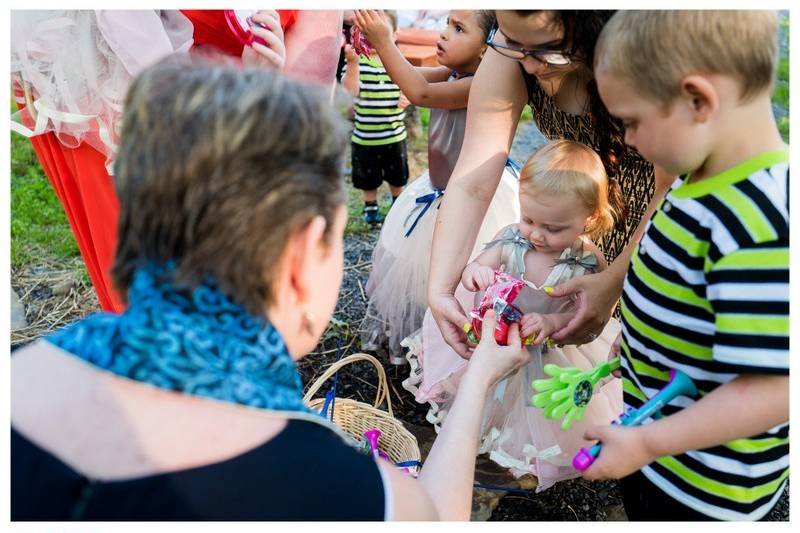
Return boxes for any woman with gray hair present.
[11,57,527,521]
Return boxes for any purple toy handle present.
[363,428,390,461]
[573,445,601,470]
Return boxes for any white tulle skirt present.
[361,168,520,357]
[10,11,193,172]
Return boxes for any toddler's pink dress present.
[402,225,622,491]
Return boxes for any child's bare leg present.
[363,189,378,203]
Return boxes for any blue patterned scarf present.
[47,262,310,413]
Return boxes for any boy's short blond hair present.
[595,10,779,105]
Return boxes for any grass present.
[10,117,80,269]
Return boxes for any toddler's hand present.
[241,10,286,70]
[520,312,556,345]
[398,93,411,110]
[608,332,622,378]
[464,265,496,292]
[580,425,657,481]
[343,43,359,64]
[353,9,393,48]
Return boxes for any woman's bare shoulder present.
[12,341,289,480]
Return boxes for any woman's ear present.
[680,74,719,124]
[286,215,328,308]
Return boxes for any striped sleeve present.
[707,243,789,373]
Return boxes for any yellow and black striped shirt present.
[344,55,407,147]
[620,148,789,520]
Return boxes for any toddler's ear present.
[680,74,718,124]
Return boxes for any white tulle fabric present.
[361,168,520,356]
[402,229,622,491]
[10,10,194,172]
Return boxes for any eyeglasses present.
[486,27,572,66]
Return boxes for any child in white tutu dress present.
[403,140,623,491]
[352,10,520,361]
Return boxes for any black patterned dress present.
[523,72,655,263]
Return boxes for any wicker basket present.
[304,353,421,466]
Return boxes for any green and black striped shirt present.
[344,55,407,147]
[620,148,789,520]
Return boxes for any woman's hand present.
[580,425,657,481]
[241,10,286,70]
[467,310,528,387]
[544,268,624,345]
[429,292,473,359]
[353,9,394,49]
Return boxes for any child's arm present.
[520,312,574,345]
[354,10,472,110]
[340,44,360,98]
[581,374,789,481]
[460,226,508,292]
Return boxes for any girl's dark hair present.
[475,10,497,41]
[514,10,628,228]
[112,56,348,315]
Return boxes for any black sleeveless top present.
[11,420,386,521]
[521,69,655,263]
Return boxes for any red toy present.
[465,271,526,346]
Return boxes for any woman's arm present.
[384,311,528,520]
[354,10,465,109]
[283,10,342,87]
[428,49,528,358]
[546,164,675,344]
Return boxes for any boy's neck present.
[690,94,785,183]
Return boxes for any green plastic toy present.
[530,357,621,430]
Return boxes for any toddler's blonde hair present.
[520,140,615,240]
[595,10,779,106]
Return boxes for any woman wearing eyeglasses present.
[424,10,673,359]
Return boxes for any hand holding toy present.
[463,271,529,346]
[572,368,698,471]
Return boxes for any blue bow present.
[404,188,445,237]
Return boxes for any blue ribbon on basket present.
[319,338,343,421]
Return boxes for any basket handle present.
[303,352,393,417]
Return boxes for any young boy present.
[341,10,409,227]
[588,11,789,521]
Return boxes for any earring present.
[301,309,315,337]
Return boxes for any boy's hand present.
[241,10,286,70]
[353,9,393,48]
[580,425,657,481]
[343,43,359,64]
[520,312,556,345]
[464,265,495,292]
